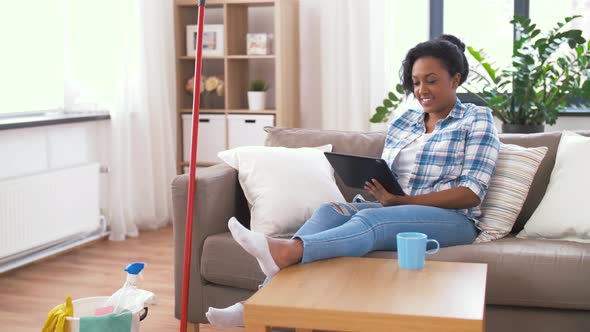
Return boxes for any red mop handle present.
[180,1,206,331]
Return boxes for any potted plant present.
[248,79,269,111]
[468,15,590,133]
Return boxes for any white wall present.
[0,121,111,216]
[299,0,323,129]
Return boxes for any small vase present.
[200,92,224,109]
[247,91,266,111]
[202,92,213,109]
[501,124,545,134]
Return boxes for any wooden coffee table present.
[244,257,487,332]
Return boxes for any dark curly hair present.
[400,34,469,95]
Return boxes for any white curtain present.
[318,0,394,131]
[65,0,176,240]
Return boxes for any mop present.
[180,1,206,332]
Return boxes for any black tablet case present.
[324,152,406,196]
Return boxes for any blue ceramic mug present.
[396,232,440,269]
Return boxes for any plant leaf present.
[388,92,399,102]
[395,84,405,94]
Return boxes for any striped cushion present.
[475,144,548,243]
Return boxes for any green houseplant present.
[468,15,590,133]
[248,79,269,111]
[249,79,269,92]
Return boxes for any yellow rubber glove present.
[42,296,74,332]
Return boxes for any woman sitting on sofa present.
[206,34,501,328]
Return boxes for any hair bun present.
[437,34,465,52]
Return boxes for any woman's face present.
[412,56,460,117]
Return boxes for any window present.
[389,0,430,90]
[0,0,64,115]
[529,0,590,112]
[530,0,590,39]
[443,0,514,94]
[430,0,590,111]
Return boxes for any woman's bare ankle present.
[267,238,303,269]
[290,239,304,264]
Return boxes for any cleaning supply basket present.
[64,296,147,332]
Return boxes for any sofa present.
[172,127,590,332]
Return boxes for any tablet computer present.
[324,152,406,196]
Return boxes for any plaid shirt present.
[382,99,500,221]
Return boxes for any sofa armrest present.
[171,163,244,323]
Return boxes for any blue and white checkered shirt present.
[382,99,500,221]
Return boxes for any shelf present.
[181,161,219,167]
[178,56,225,60]
[176,0,225,7]
[179,108,277,115]
[178,55,275,60]
[176,0,274,7]
[227,55,275,59]
[174,0,299,175]
[226,0,274,5]
[179,108,226,114]
[227,109,276,114]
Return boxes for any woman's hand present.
[364,178,406,206]
[365,179,481,209]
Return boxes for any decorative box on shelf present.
[246,33,274,55]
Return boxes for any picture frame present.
[186,24,224,57]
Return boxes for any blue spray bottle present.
[106,262,146,314]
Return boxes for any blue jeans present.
[260,202,477,287]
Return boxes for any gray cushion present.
[201,233,590,310]
[201,233,265,291]
[264,126,386,156]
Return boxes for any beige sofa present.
[172,127,590,332]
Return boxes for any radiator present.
[0,163,101,260]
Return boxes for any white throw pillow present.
[475,144,548,243]
[517,131,590,243]
[218,145,346,237]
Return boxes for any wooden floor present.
[0,226,243,332]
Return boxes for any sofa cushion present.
[218,145,345,237]
[496,131,590,232]
[202,233,590,310]
[264,127,386,156]
[516,131,590,243]
[369,236,590,310]
[475,144,548,243]
[201,232,265,291]
[496,132,562,233]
